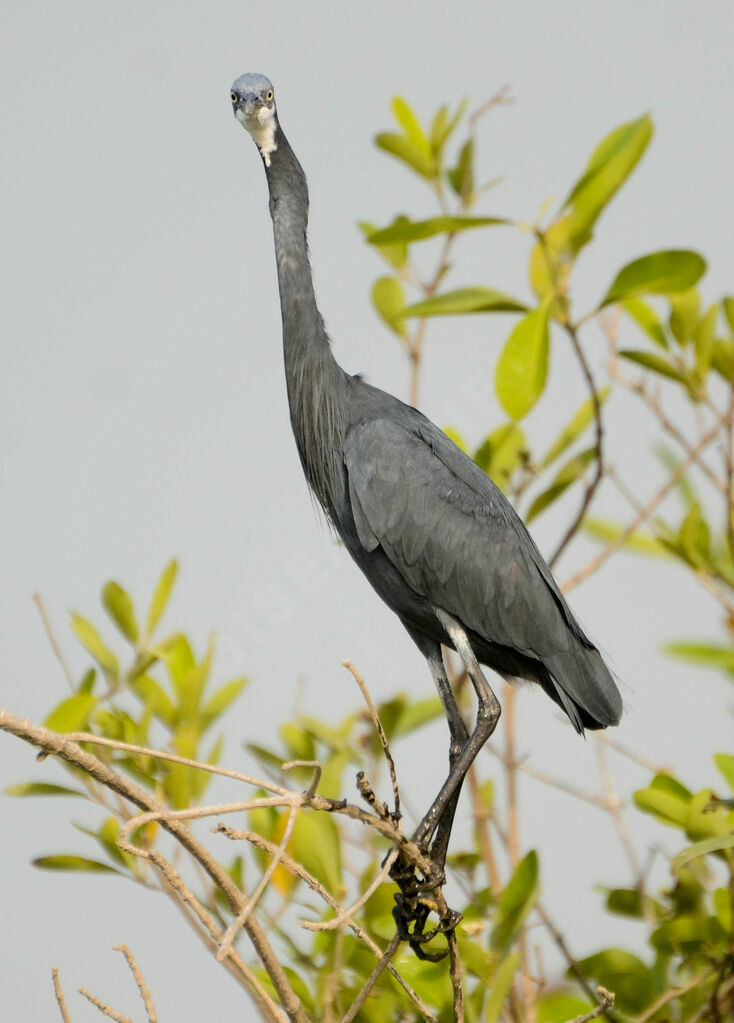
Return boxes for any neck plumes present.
[263,124,347,516]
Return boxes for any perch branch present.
[52,968,72,1023]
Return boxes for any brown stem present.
[52,968,72,1023]
[562,413,725,592]
[549,322,604,569]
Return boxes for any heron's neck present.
[263,125,348,512]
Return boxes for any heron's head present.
[231,73,278,166]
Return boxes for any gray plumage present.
[231,74,622,855]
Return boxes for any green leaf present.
[484,952,520,1023]
[443,425,469,453]
[473,423,527,493]
[371,276,407,338]
[694,304,717,378]
[600,250,706,307]
[145,559,178,639]
[447,138,474,200]
[714,753,734,792]
[495,304,550,420]
[390,96,430,154]
[289,811,342,896]
[618,349,686,382]
[714,887,732,932]
[526,446,596,523]
[622,297,668,348]
[536,993,593,1023]
[5,782,87,799]
[101,581,139,644]
[584,517,667,556]
[669,288,701,345]
[564,114,653,250]
[392,696,443,737]
[664,642,734,674]
[367,215,507,246]
[69,613,119,678]
[574,948,654,1013]
[403,286,527,318]
[634,773,692,829]
[32,855,121,875]
[712,338,734,381]
[490,850,539,954]
[430,98,467,155]
[202,678,248,728]
[44,693,97,733]
[678,502,710,567]
[671,835,734,873]
[540,388,608,468]
[357,220,407,271]
[78,668,97,693]
[723,296,734,333]
[374,132,436,179]
[130,674,176,725]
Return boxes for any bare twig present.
[535,903,613,1019]
[52,968,72,1023]
[447,929,465,1023]
[343,660,400,820]
[34,594,75,692]
[634,973,710,1023]
[301,848,399,931]
[216,803,299,961]
[566,986,615,1023]
[562,414,725,592]
[342,934,402,1023]
[61,731,292,796]
[549,322,605,569]
[466,766,502,894]
[594,739,640,881]
[78,988,134,1023]
[112,947,157,1023]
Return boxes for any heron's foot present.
[388,848,461,960]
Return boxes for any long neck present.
[263,123,348,514]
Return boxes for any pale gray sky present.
[2,1,734,1018]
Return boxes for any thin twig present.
[52,968,72,1023]
[62,731,292,796]
[562,413,726,592]
[535,903,613,1018]
[78,988,134,1023]
[549,322,604,569]
[112,947,157,1023]
[504,683,520,869]
[216,803,299,961]
[341,933,402,1023]
[634,973,709,1023]
[343,660,400,820]
[594,738,640,881]
[447,929,465,1023]
[466,766,502,894]
[566,986,615,1023]
[34,594,75,692]
[301,848,399,931]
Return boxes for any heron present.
[230,72,622,893]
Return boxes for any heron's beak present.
[235,93,261,126]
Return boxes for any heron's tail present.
[542,644,623,734]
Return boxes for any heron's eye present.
[265,90,274,102]
[230,91,238,104]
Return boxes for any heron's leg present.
[413,609,501,853]
[423,646,469,871]
[399,629,469,869]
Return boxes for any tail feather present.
[544,644,623,734]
